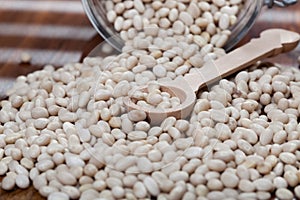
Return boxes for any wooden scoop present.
[124,29,300,125]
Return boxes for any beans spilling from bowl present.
[103,0,245,85]
[105,0,242,49]
[1,0,300,200]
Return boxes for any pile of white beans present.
[1,0,300,200]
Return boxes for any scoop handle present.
[184,29,300,92]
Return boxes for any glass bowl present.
[81,0,287,52]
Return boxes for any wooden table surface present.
[0,1,300,199]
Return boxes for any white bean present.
[275,188,294,200]
[48,192,69,200]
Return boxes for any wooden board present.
[0,0,103,99]
[0,1,300,199]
